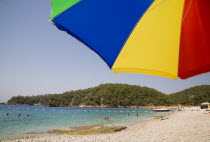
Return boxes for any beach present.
[1,107,210,142]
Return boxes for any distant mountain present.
[168,85,210,106]
[7,84,210,107]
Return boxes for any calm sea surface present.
[0,104,171,140]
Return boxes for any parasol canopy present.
[50,0,210,79]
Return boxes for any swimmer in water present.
[104,117,109,120]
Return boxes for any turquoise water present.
[0,104,170,140]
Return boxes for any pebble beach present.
[1,107,210,142]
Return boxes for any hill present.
[7,83,169,107]
[7,84,210,107]
[168,85,210,106]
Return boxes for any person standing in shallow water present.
[104,117,109,120]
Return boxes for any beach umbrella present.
[50,0,210,79]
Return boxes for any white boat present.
[151,108,171,112]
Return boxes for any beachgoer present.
[6,113,9,116]
[136,113,138,117]
[27,114,29,117]
[104,117,109,120]
[18,114,21,117]
[128,113,130,116]
[172,109,174,113]
[178,105,182,111]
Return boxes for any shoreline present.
[1,107,210,142]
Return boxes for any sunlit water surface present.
[0,104,171,140]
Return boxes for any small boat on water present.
[151,108,171,112]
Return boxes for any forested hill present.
[7,84,169,107]
[167,85,210,106]
[7,84,210,107]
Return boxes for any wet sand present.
[1,107,210,142]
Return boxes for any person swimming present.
[104,117,109,120]
[18,114,21,117]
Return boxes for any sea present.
[0,104,172,140]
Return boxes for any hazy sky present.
[0,0,210,102]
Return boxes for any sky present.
[0,0,210,102]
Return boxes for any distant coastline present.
[0,102,6,105]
